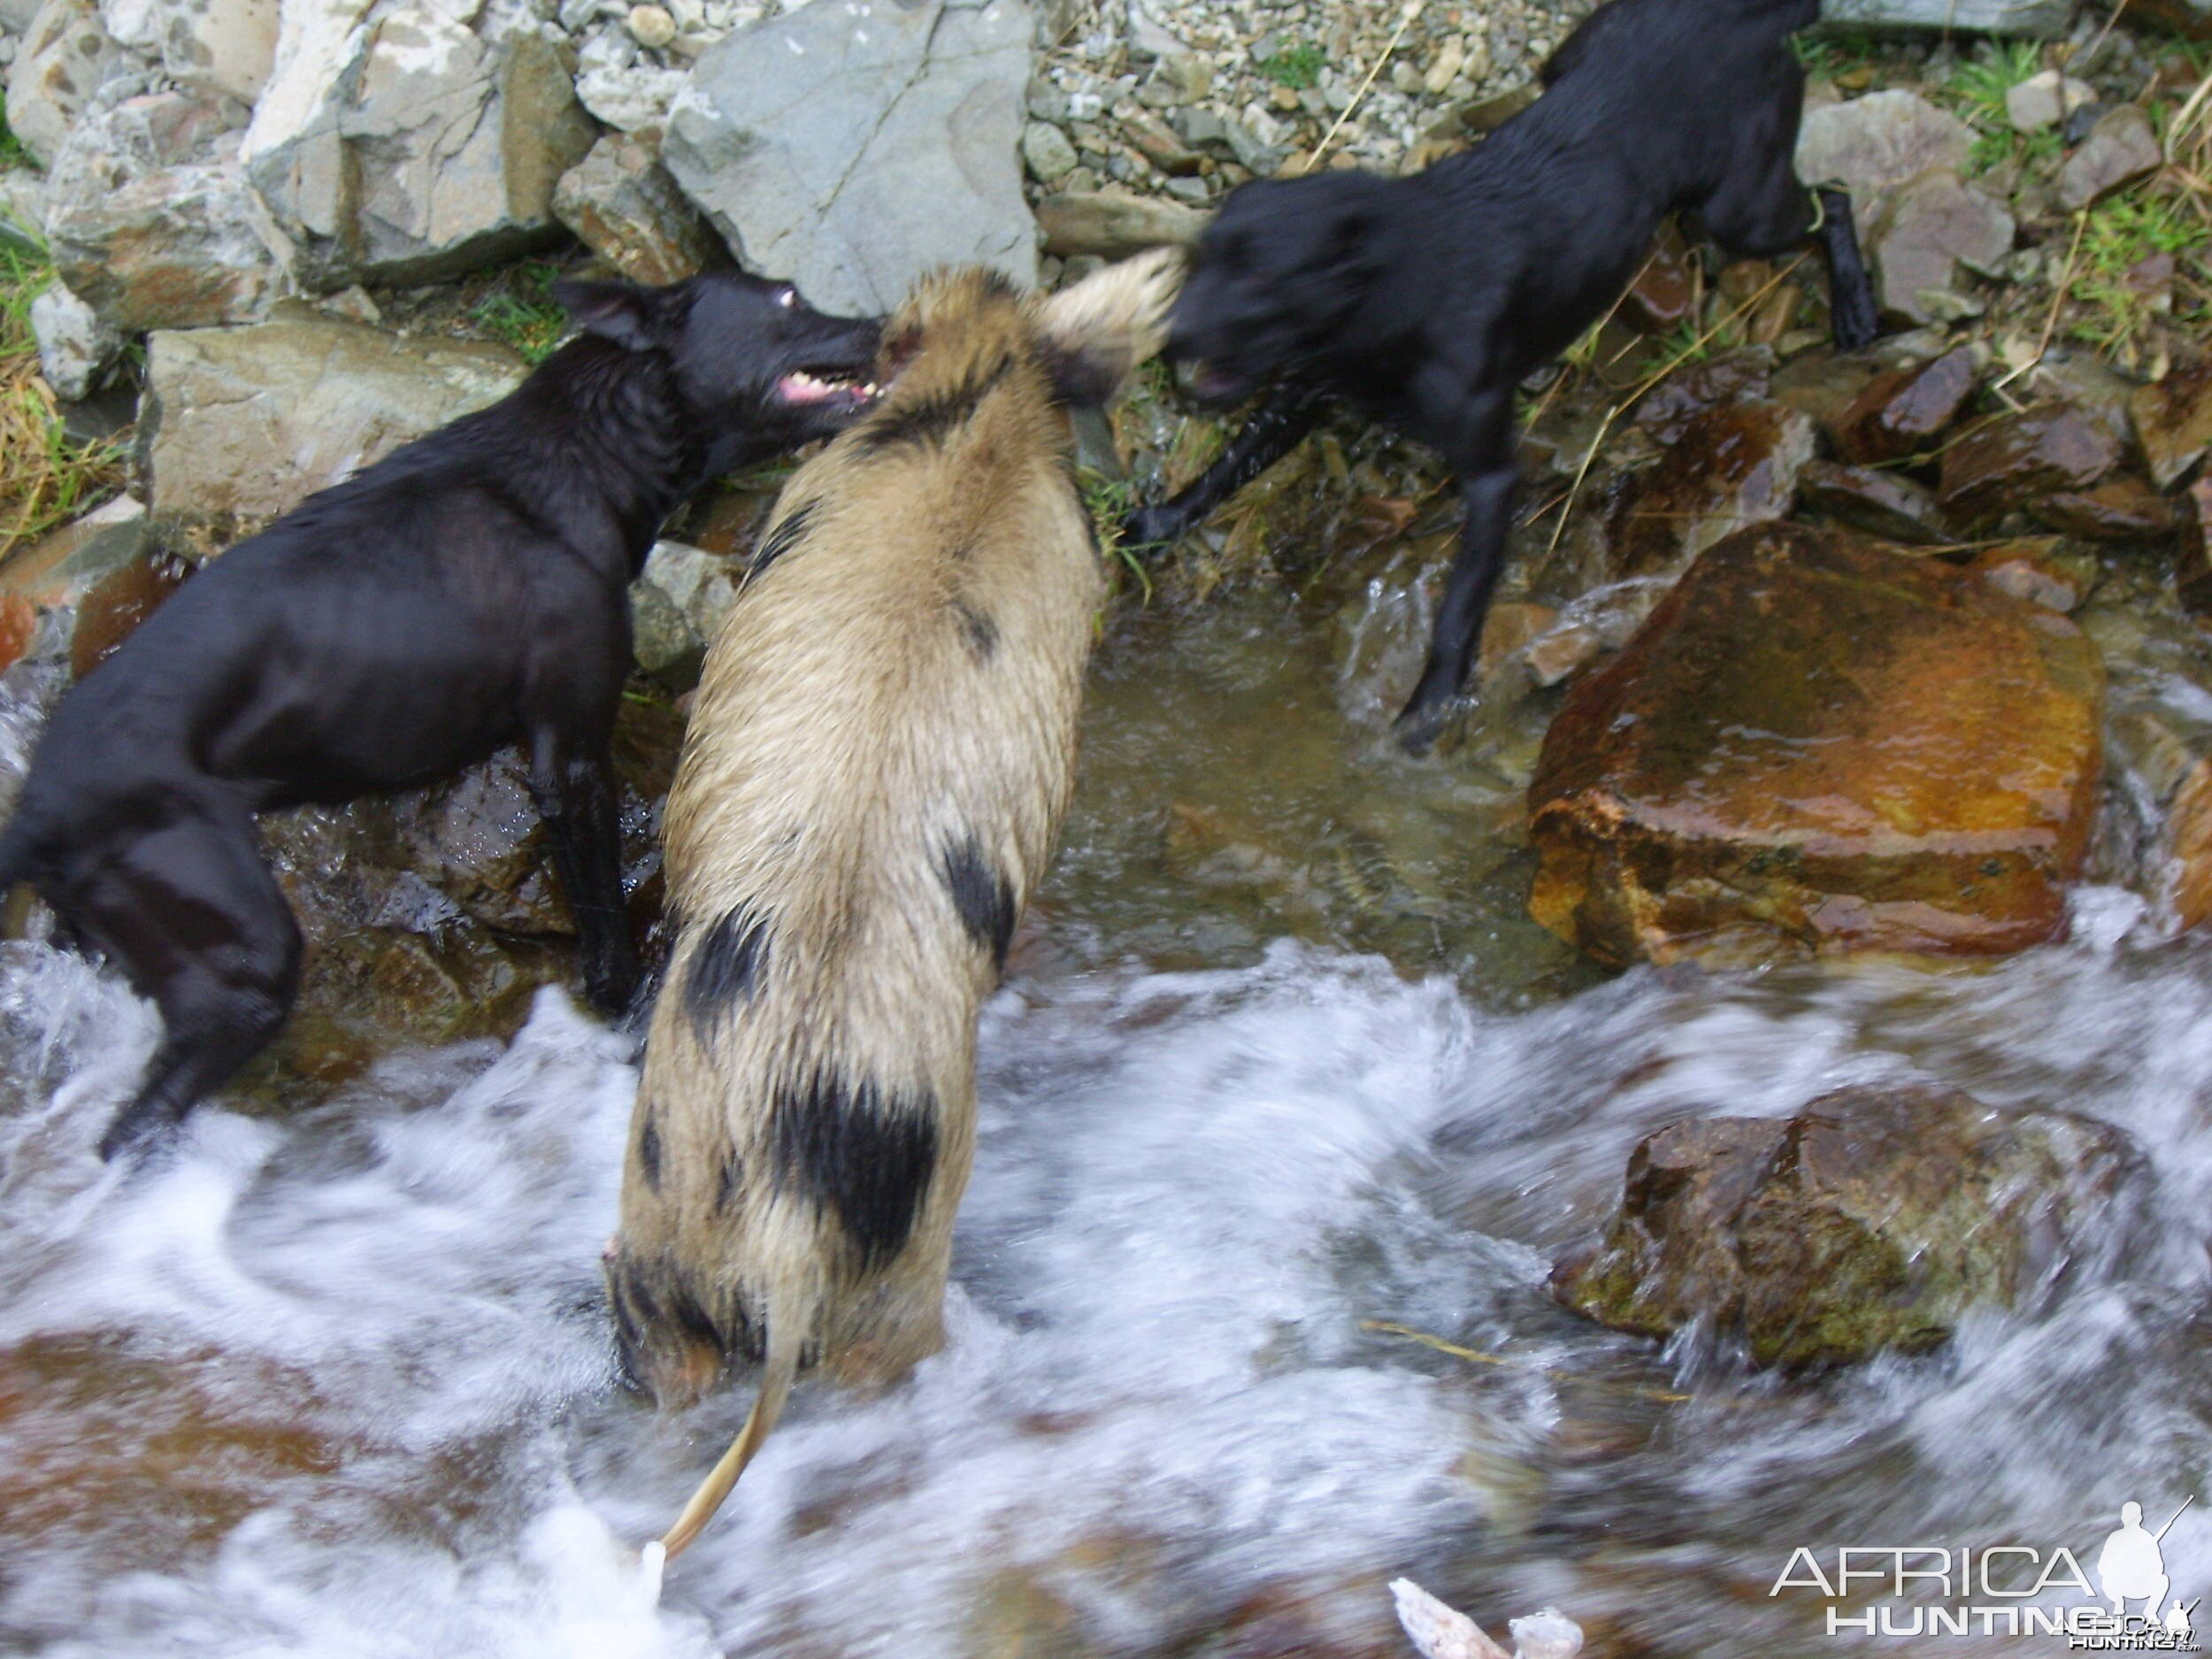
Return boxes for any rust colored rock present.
[1829,343,1980,465]
[2167,756,2212,930]
[1604,399,1816,580]
[68,553,187,679]
[0,596,34,676]
[1622,222,1698,333]
[1937,402,2124,523]
[2129,359,2212,490]
[1552,1085,2145,1367]
[1528,523,2104,965]
[1632,349,1773,444]
[1798,457,1954,544]
[2031,474,2184,542]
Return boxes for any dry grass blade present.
[1363,1319,1695,1404]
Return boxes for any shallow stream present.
[1,571,2208,1657]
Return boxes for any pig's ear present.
[554,279,686,351]
[1036,248,1184,408]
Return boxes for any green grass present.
[1791,28,1881,82]
[2068,188,2210,359]
[1255,42,1326,91]
[0,236,128,555]
[1944,42,2048,174]
[468,261,571,365]
[1077,466,1155,603]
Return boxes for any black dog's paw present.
[1391,690,1466,757]
[1118,503,1184,555]
[98,1100,180,1164]
[1831,295,1882,354]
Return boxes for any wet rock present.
[1965,537,2092,611]
[1621,222,1698,334]
[43,90,281,331]
[552,134,721,287]
[102,0,277,104]
[2057,104,2163,211]
[1601,401,1816,580]
[145,312,526,524]
[1938,402,2124,523]
[1869,170,2015,326]
[1817,0,2074,30]
[2129,359,2212,490]
[1828,343,1982,465]
[2178,478,2212,628]
[243,7,596,288]
[1552,1085,2146,1367]
[4,0,125,168]
[664,0,1036,316]
[1528,523,2104,964]
[2007,69,2093,134]
[1794,90,1975,221]
[1035,188,1208,257]
[1798,458,1955,543]
[2164,754,2212,928]
[1630,350,1774,443]
[28,280,122,401]
[2031,474,2184,541]
[0,497,161,676]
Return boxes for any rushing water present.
[2,576,2208,1659]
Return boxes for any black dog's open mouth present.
[775,367,879,411]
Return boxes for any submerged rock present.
[0,498,165,677]
[664,0,1036,316]
[143,312,525,524]
[1528,523,2104,964]
[1553,1086,2146,1367]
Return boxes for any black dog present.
[0,271,879,1160]
[1125,0,1881,750]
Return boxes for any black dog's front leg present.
[1121,383,1326,551]
[1395,463,1520,754]
[1812,187,1881,352]
[529,737,639,1016]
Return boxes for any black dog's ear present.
[554,279,681,351]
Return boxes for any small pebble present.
[626,4,677,50]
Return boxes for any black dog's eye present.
[777,288,797,310]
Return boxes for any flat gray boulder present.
[145,311,526,524]
[664,0,1037,316]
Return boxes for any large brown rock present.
[1601,400,1816,580]
[1528,524,2105,964]
[1552,1086,2146,1367]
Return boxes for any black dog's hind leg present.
[1698,145,1881,351]
[87,810,303,1162]
[1396,388,1518,755]
[1121,383,1325,551]
[529,733,638,1016]
[1809,188,1880,352]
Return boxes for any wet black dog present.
[1125,0,1881,750]
[0,271,880,1160]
